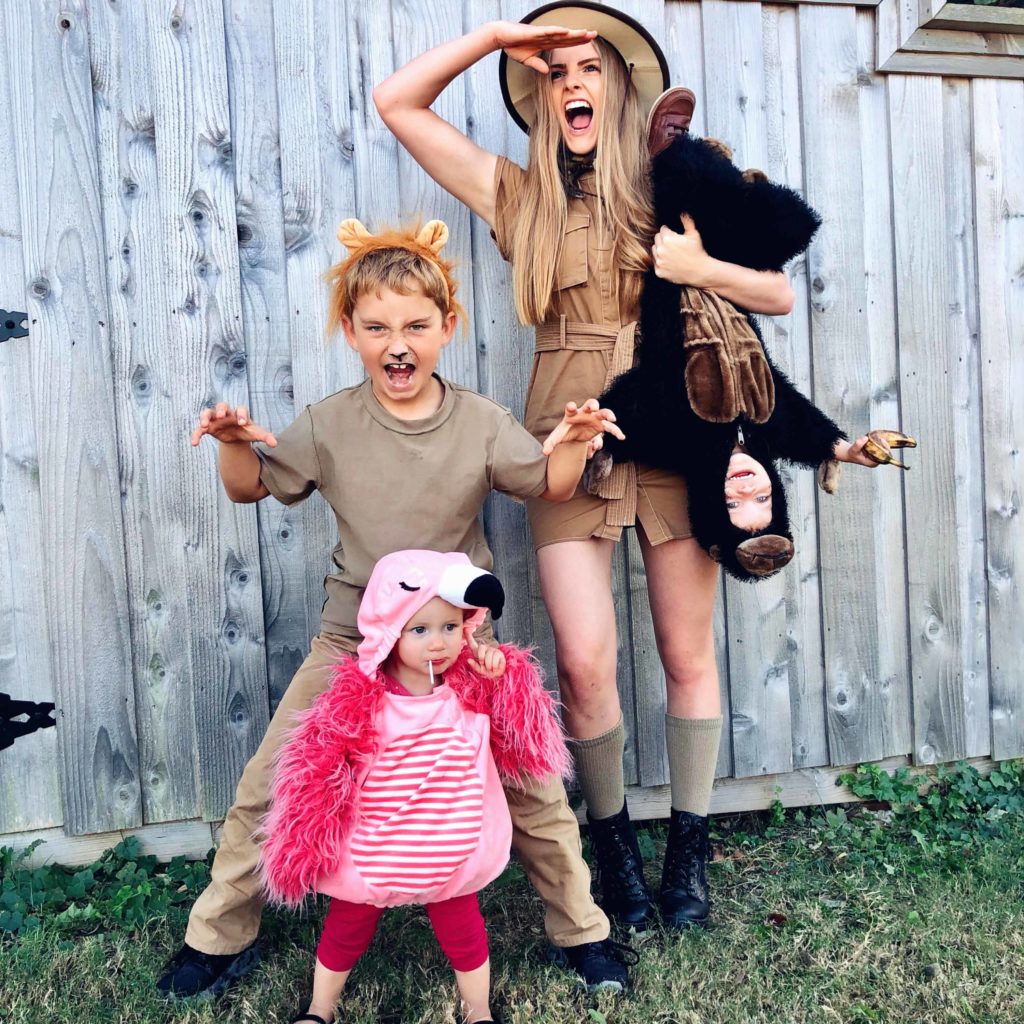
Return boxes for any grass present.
[2,796,1023,1024]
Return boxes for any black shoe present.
[659,809,711,929]
[587,802,653,931]
[156,941,261,1000]
[546,938,638,993]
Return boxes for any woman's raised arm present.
[374,20,595,227]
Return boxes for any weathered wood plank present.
[224,0,308,711]
[703,0,796,779]
[144,0,270,818]
[271,0,356,642]
[611,756,1001,821]
[762,2,830,771]
[800,3,908,766]
[854,8,912,760]
[88,0,202,825]
[888,73,968,765]
[929,4,1024,34]
[974,78,1024,759]
[941,76,992,759]
[0,12,61,834]
[6,0,142,835]
[876,0,904,71]
[879,46,1024,79]
[348,2,402,227]
[913,28,1024,58]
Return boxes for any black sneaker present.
[547,938,638,993]
[156,941,261,1000]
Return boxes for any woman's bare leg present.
[536,538,619,738]
[638,533,720,718]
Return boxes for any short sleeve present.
[254,407,322,506]
[491,157,529,264]
[489,412,548,500]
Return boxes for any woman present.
[374,2,794,933]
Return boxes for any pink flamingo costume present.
[259,550,570,975]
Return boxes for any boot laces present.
[594,821,647,902]
[664,831,708,895]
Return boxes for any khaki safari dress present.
[492,157,692,548]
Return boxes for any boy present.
[158,219,631,1000]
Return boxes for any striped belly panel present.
[351,725,484,895]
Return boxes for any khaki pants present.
[186,632,609,954]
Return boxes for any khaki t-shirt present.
[254,376,548,638]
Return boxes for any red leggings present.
[316,892,489,973]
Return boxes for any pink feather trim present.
[257,658,383,906]
[446,644,571,788]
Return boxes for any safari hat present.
[499,1,670,133]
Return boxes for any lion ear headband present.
[327,218,465,331]
[337,217,449,256]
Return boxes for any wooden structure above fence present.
[0,0,1021,856]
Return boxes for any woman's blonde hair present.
[506,37,655,325]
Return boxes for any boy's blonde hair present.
[325,219,467,333]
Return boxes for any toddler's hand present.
[542,399,625,455]
[191,403,278,448]
[466,635,506,680]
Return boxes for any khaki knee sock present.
[665,714,723,817]
[566,716,626,821]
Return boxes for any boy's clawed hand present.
[191,403,278,448]
[542,399,625,456]
[466,634,507,680]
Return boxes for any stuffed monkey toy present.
[594,133,914,581]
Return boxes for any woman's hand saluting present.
[493,21,596,75]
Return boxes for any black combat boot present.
[659,809,711,929]
[586,801,652,932]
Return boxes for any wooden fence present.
[0,0,1021,860]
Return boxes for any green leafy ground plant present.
[0,837,210,937]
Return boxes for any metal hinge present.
[1,309,29,342]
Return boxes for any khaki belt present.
[534,315,639,528]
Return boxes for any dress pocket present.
[556,211,590,291]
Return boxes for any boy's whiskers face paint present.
[342,286,456,420]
